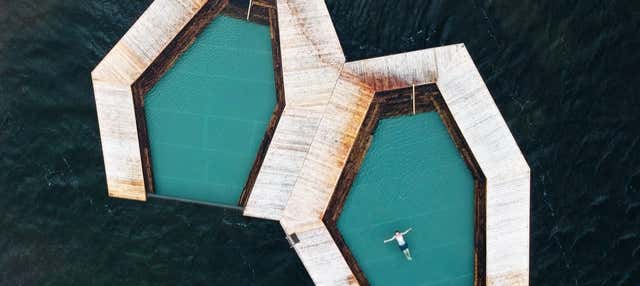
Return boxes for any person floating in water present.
[384,228,413,261]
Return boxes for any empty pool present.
[144,16,275,206]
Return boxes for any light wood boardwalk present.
[93,0,530,284]
[92,82,144,200]
[288,224,359,286]
[244,1,529,285]
[280,71,374,234]
[242,1,368,284]
[243,0,347,220]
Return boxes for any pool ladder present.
[412,84,416,115]
[246,0,253,20]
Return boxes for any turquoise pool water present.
[144,16,275,206]
[337,112,475,285]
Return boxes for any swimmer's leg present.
[403,249,413,261]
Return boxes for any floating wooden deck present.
[242,0,530,285]
[93,0,529,285]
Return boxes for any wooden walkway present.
[242,0,347,220]
[243,1,530,285]
[93,0,529,285]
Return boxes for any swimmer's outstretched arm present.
[401,228,413,235]
[383,236,396,243]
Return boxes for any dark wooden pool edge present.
[224,0,274,25]
[322,84,488,286]
[238,5,284,207]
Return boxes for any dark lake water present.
[1,0,639,285]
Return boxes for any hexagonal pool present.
[144,16,275,206]
[337,112,475,285]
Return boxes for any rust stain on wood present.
[488,270,529,286]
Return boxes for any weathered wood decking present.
[242,0,347,220]
[93,0,529,285]
[243,0,530,285]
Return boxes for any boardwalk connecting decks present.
[93,0,530,285]
[242,0,530,285]
[243,0,348,221]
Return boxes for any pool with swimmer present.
[337,112,475,285]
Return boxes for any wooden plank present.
[484,173,529,285]
[277,0,345,106]
[243,106,325,220]
[93,82,145,201]
[344,48,438,92]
